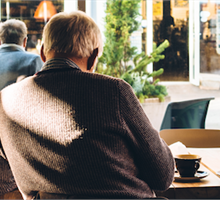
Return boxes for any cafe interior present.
[0,0,220,199]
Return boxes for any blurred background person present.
[0,19,43,90]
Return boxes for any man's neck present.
[46,51,89,72]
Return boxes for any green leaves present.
[150,68,164,78]
[120,40,170,102]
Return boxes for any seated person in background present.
[0,19,43,90]
[0,11,174,199]
[0,19,43,199]
[160,15,175,40]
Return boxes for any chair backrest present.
[159,128,220,147]
[160,97,215,130]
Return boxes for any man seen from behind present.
[0,11,174,200]
[0,19,43,90]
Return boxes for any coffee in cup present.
[174,154,201,177]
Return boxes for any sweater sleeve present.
[118,79,175,191]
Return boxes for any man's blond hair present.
[0,19,27,45]
[43,11,103,58]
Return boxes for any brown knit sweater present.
[0,157,17,195]
[0,58,174,199]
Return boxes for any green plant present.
[121,40,170,102]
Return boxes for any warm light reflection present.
[34,1,57,23]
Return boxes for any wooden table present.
[156,148,220,199]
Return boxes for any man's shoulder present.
[87,72,126,83]
[85,72,130,88]
[0,49,41,59]
[0,45,39,57]
[22,51,41,58]
[17,51,42,65]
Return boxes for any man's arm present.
[118,79,175,191]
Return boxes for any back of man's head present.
[0,19,27,45]
[43,11,103,58]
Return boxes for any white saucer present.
[174,170,209,182]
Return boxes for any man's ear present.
[40,44,46,62]
[87,48,98,70]
[23,37,27,48]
